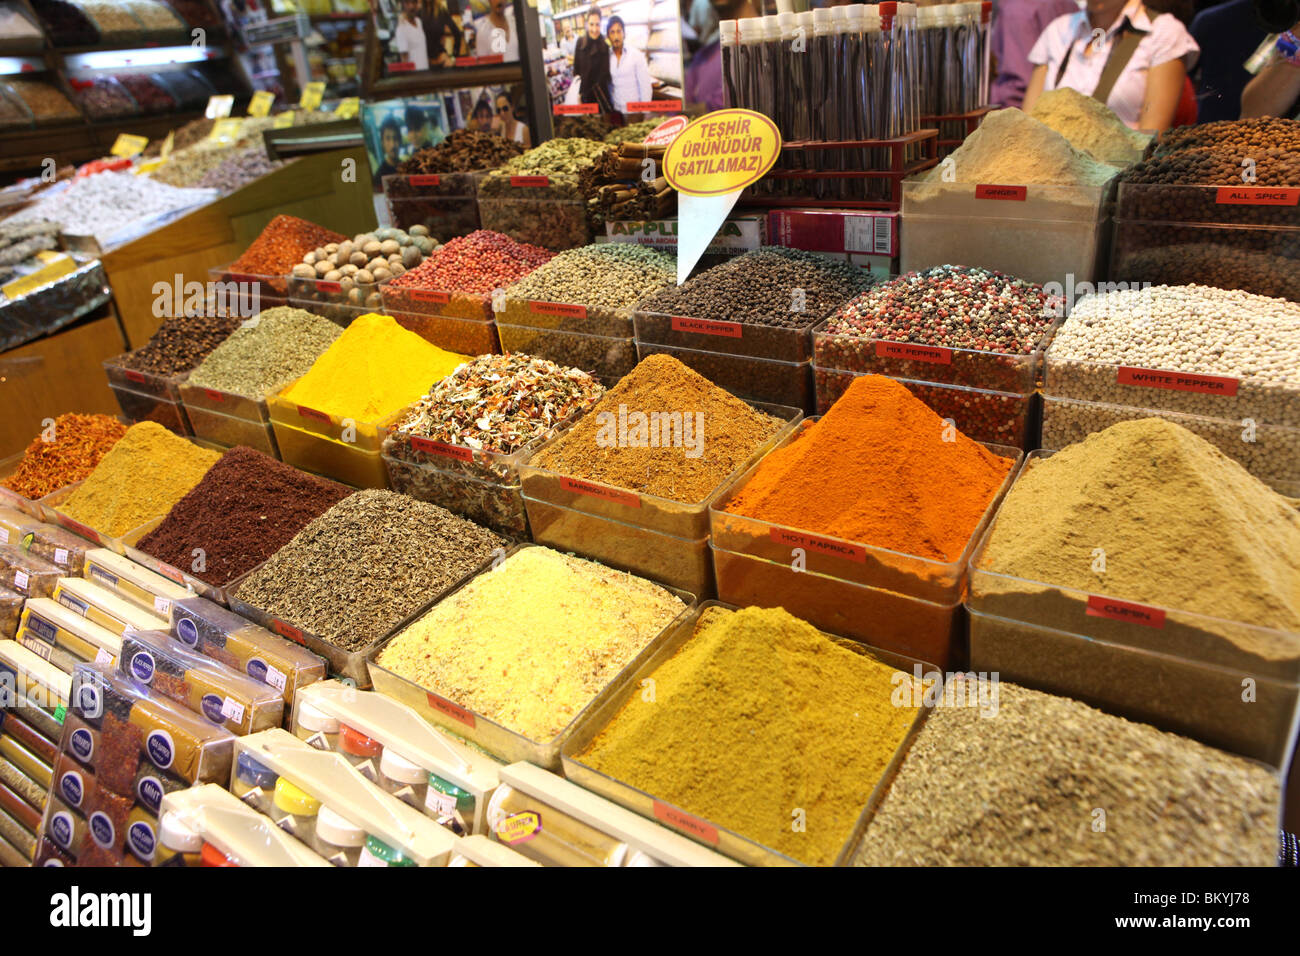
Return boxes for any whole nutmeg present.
[367,257,387,273]
[350,251,368,267]
[292,263,316,278]
[373,267,392,282]
[315,260,332,276]
[341,264,358,276]
[356,269,374,284]
[303,251,317,265]
[325,243,339,253]
[363,240,382,255]
[324,269,342,282]
[379,239,401,256]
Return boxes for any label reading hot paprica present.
[1116,367,1239,396]
[875,341,953,364]
[768,527,866,562]
[1085,595,1166,628]
[410,289,451,304]
[653,801,720,845]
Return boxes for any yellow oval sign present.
[663,109,782,197]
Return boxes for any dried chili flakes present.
[1,414,127,500]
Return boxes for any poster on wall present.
[361,84,531,178]
[541,0,686,121]
[371,0,526,74]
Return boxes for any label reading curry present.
[663,109,781,197]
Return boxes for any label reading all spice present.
[426,691,476,727]
[26,614,57,643]
[297,405,332,424]
[1214,187,1300,205]
[974,184,1028,201]
[1085,595,1166,628]
[70,727,94,763]
[768,527,867,562]
[409,436,474,461]
[495,811,542,844]
[127,820,156,861]
[559,477,642,508]
[529,300,588,319]
[509,176,550,187]
[408,174,441,186]
[59,770,84,808]
[410,288,452,304]
[670,316,742,338]
[1116,367,1240,396]
[653,800,720,845]
[89,811,115,849]
[875,341,953,364]
[272,619,304,644]
[146,729,175,770]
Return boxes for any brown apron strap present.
[1053,20,1149,103]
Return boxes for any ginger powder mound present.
[578,605,922,866]
[280,312,470,422]
[59,422,222,538]
[376,547,685,741]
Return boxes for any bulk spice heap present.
[397,128,525,175]
[1,414,126,500]
[116,312,243,377]
[377,547,686,740]
[288,226,438,315]
[185,307,342,398]
[279,312,469,422]
[725,375,1012,562]
[530,354,785,502]
[227,215,345,278]
[478,138,611,200]
[504,243,675,317]
[385,230,554,297]
[235,490,504,651]
[637,247,875,330]
[58,422,221,537]
[1028,88,1150,166]
[578,606,921,866]
[856,677,1279,867]
[137,447,350,586]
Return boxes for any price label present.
[334,97,360,119]
[110,134,149,158]
[133,158,166,176]
[299,81,326,111]
[408,174,441,186]
[205,94,235,119]
[160,130,175,159]
[209,117,244,144]
[247,90,274,117]
[220,697,245,724]
[272,111,295,129]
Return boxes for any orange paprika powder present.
[724,375,1013,561]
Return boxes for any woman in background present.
[493,91,532,146]
[573,6,613,112]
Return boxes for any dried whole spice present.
[117,74,176,114]
[29,0,99,45]
[137,447,351,587]
[4,78,80,122]
[385,229,553,297]
[143,117,213,156]
[68,77,139,120]
[503,243,675,320]
[478,138,610,201]
[120,312,242,377]
[185,307,342,399]
[194,145,283,193]
[397,128,525,176]
[235,490,505,651]
[1,414,127,500]
[229,215,345,278]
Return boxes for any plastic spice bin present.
[270,420,389,490]
[633,309,818,363]
[118,518,226,606]
[0,452,68,523]
[102,355,185,401]
[476,196,591,251]
[814,368,1035,449]
[294,301,498,357]
[108,384,191,437]
[636,341,814,413]
[41,483,136,555]
[366,543,697,770]
[285,274,384,324]
[382,171,483,202]
[900,180,1113,286]
[559,601,938,867]
[496,321,636,386]
[710,420,1022,605]
[207,262,288,315]
[178,382,278,457]
[498,295,634,339]
[266,383,403,455]
[379,279,494,324]
[385,195,481,241]
[1040,395,1300,496]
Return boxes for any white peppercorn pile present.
[234,490,505,651]
[855,677,1280,867]
[1045,284,1300,426]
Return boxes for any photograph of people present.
[376,116,403,178]
[475,0,519,60]
[560,18,578,57]
[492,90,532,146]
[470,97,495,131]
[394,0,431,70]
[422,0,465,67]
[607,15,653,113]
[573,6,613,112]
[406,106,435,150]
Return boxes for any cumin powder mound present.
[578,606,921,866]
[59,423,221,537]
[529,354,785,502]
[855,677,1279,867]
[377,547,685,741]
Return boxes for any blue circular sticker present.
[137,775,164,813]
[200,693,225,724]
[176,617,199,647]
[127,821,156,861]
[246,658,267,682]
[50,812,73,849]
[59,771,83,808]
[146,730,174,770]
[70,727,94,763]
[129,651,155,684]
[89,811,115,849]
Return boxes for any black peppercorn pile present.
[637,247,875,329]
[119,313,243,376]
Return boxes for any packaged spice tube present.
[53,750,93,813]
[0,639,72,731]
[2,708,57,764]
[83,549,192,619]
[293,700,339,751]
[125,804,158,863]
[337,722,381,778]
[53,577,168,636]
[377,748,427,810]
[159,782,330,867]
[43,795,85,857]
[169,596,326,705]
[133,761,186,815]
[487,783,629,866]
[155,809,201,867]
[0,544,61,599]
[0,505,36,545]
[233,750,277,815]
[117,629,285,735]
[35,837,74,867]
[272,775,320,841]
[0,775,40,834]
[311,804,364,866]
[0,732,50,789]
[21,523,93,574]
[86,785,132,854]
[0,585,19,639]
[0,751,46,813]
[21,598,122,668]
[17,629,80,680]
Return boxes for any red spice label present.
[297,405,332,423]
[529,300,587,319]
[203,389,226,402]
[271,619,304,644]
[560,477,641,508]
[409,289,452,304]
[975,184,1028,201]
[408,174,441,187]
[554,104,599,115]
[155,564,186,586]
[670,316,742,338]
[509,176,550,187]
[426,692,475,727]
[1116,367,1239,396]
[476,54,504,65]
[628,100,682,113]
[653,801,720,845]
[57,516,100,544]
[768,527,866,563]
[388,61,416,73]
[124,370,147,384]
[1085,595,1166,629]
[457,55,480,66]
[875,341,953,365]
[316,280,342,293]
[1214,187,1300,206]
[495,811,540,844]
[409,436,474,461]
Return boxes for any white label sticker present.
[221,697,245,724]
[94,647,113,666]
[54,548,69,566]
[153,596,170,616]
[14,570,29,592]
[264,665,287,693]
[0,528,8,544]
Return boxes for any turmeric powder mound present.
[59,422,221,537]
[578,605,921,866]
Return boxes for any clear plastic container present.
[385,196,481,242]
[559,601,938,866]
[270,419,390,490]
[486,781,629,866]
[182,403,278,456]
[476,196,591,251]
[636,341,814,412]
[381,171,482,202]
[377,747,427,810]
[814,368,1035,448]
[294,700,339,751]
[24,523,94,574]
[312,804,364,866]
[177,381,271,425]
[233,750,277,814]
[207,262,288,315]
[1110,221,1298,302]
[379,279,494,323]
[108,384,192,436]
[0,452,69,523]
[266,383,402,454]
[383,453,527,540]
[0,545,61,599]
[336,722,381,778]
[1115,181,1300,230]
[0,586,21,639]
[1040,395,1300,496]
[498,295,634,339]
[41,484,138,554]
[633,308,818,363]
[272,775,320,842]
[285,273,384,319]
[710,420,1022,604]
[102,355,186,401]
[496,322,636,385]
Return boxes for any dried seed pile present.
[1126,117,1300,186]
[5,78,79,121]
[1,414,127,500]
[385,229,553,297]
[138,447,351,586]
[185,306,341,398]
[604,119,661,145]
[531,354,785,502]
[195,144,283,193]
[235,490,504,650]
[479,138,610,199]
[118,312,243,377]
[504,243,675,312]
[637,247,875,329]
[919,108,1117,186]
[143,117,213,156]
[70,78,137,120]
[118,74,176,113]
[229,215,344,277]
[377,547,685,740]
[397,128,525,174]
[855,677,1280,867]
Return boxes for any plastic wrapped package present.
[24,523,95,574]
[52,576,168,636]
[157,783,329,866]
[0,256,111,352]
[83,549,192,619]
[67,75,138,119]
[0,585,20,639]
[0,545,62,599]
[3,78,80,124]
[0,640,72,738]
[52,750,94,813]
[28,0,98,45]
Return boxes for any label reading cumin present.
[1085,595,1166,628]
